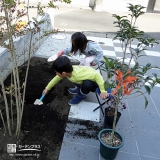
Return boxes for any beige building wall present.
[102,0,149,12]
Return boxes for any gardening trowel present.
[34,94,45,105]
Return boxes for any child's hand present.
[57,51,64,57]
[100,92,108,100]
[90,62,96,66]
[43,88,49,95]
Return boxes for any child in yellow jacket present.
[43,56,108,105]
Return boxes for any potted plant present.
[98,4,160,160]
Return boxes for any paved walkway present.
[28,5,160,41]
[53,5,160,41]
[35,33,160,160]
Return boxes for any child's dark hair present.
[52,56,73,74]
[71,32,88,54]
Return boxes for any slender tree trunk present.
[17,31,33,137]
[3,0,21,136]
[0,75,12,135]
[0,110,7,133]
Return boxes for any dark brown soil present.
[0,57,74,160]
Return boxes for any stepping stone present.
[69,101,100,122]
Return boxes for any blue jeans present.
[77,80,98,95]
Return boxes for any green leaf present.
[146,63,151,67]
[144,85,151,94]
[152,73,157,78]
[104,81,114,89]
[136,91,148,108]
[156,78,160,84]
[131,62,139,72]
[48,1,58,8]
[103,56,110,66]
[62,0,72,4]
[107,70,115,79]
[138,55,147,58]
[5,0,15,7]
[144,95,148,108]
[150,44,153,48]
[147,82,154,88]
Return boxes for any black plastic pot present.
[98,129,124,160]
[104,108,121,129]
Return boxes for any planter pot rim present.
[98,129,124,149]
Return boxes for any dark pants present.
[79,80,98,95]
